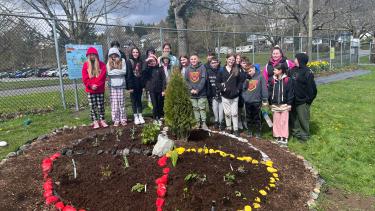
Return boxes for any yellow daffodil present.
[209,149,215,154]
[219,151,228,157]
[269,183,276,188]
[259,189,267,196]
[244,205,252,211]
[197,148,203,153]
[175,147,185,155]
[251,159,259,165]
[270,177,276,183]
[253,203,261,209]
[265,160,273,167]
[266,167,277,173]
[254,197,261,203]
[190,148,196,152]
[265,186,270,191]
[273,173,278,178]
[229,154,235,158]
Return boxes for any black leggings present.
[245,102,261,132]
[130,89,143,114]
[150,91,164,119]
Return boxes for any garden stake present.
[211,200,216,211]
[123,155,129,169]
[230,163,233,171]
[72,159,77,179]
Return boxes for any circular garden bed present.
[0,122,318,211]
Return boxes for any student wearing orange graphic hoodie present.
[82,47,108,129]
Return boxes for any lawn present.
[0,78,74,91]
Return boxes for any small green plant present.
[92,137,99,147]
[130,125,136,140]
[116,128,123,142]
[123,155,129,169]
[101,165,112,178]
[170,150,179,167]
[223,172,235,185]
[131,183,146,193]
[184,172,207,184]
[141,123,160,144]
[237,165,246,174]
[183,187,189,198]
[235,190,247,200]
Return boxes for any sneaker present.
[120,120,127,126]
[113,121,120,127]
[278,138,288,147]
[138,114,145,124]
[201,122,209,130]
[92,121,100,129]
[157,120,163,126]
[134,114,140,125]
[100,120,109,128]
[233,130,240,137]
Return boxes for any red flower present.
[50,152,61,161]
[45,195,59,205]
[157,208,163,211]
[157,156,168,167]
[63,205,77,211]
[156,197,165,208]
[162,168,170,174]
[43,179,53,191]
[78,210,86,211]
[43,189,53,198]
[155,174,168,185]
[157,187,167,197]
[42,158,53,172]
[55,201,65,210]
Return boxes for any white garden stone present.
[152,134,174,157]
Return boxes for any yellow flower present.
[251,159,259,164]
[253,203,261,209]
[259,189,267,196]
[254,197,261,203]
[219,151,228,157]
[204,148,209,154]
[266,186,270,191]
[269,183,276,188]
[190,148,196,152]
[265,160,273,167]
[229,154,235,158]
[198,148,203,153]
[209,149,215,154]
[175,147,185,155]
[269,177,276,183]
[267,167,277,173]
[244,205,252,211]
[273,173,278,178]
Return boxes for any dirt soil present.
[0,124,317,211]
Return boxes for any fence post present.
[358,38,360,65]
[329,39,332,70]
[52,19,66,110]
[217,32,221,61]
[252,38,255,64]
[159,28,163,51]
[317,43,319,61]
[340,42,343,66]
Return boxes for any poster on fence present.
[65,44,104,80]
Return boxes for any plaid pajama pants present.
[110,88,126,122]
[87,93,105,121]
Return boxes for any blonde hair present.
[108,57,122,70]
[87,56,100,78]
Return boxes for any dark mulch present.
[0,125,316,211]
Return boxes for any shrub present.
[164,67,195,140]
[141,123,160,145]
[307,60,330,72]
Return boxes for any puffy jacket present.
[107,59,126,88]
[143,65,166,93]
[81,60,107,94]
[206,65,221,100]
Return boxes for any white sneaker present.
[0,141,8,147]
[138,114,145,124]
[134,114,140,125]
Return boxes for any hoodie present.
[126,55,144,90]
[107,59,127,88]
[206,64,221,100]
[216,66,243,99]
[185,62,207,98]
[242,71,268,104]
[290,53,317,105]
[82,47,107,94]
[270,74,294,106]
[143,64,166,93]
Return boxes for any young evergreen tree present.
[164,67,195,140]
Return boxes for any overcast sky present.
[115,0,169,24]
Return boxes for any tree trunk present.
[174,7,188,56]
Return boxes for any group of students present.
[81,41,317,146]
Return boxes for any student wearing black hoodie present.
[126,47,145,125]
[216,54,243,136]
[290,53,317,141]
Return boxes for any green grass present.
[287,66,375,196]
[0,78,74,91]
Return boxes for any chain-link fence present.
[0,13,359,118]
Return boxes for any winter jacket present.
[185,62,207,98]
[206,64,221,100]
[216,66,243,99]
[242,71,268,104]
[107,59,126,88]
[81,61,107,94]
[290,53,317,105]
[126,57,144,90]
[270,74,294,106]
[105,49,126,63]
[143,65,166,93]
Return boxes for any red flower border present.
[155,155,170,211]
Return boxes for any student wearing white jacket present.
[107,47,127,126]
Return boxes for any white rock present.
[152,134,174,157]
[0,141,8,147]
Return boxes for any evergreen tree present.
[164,67,195,140]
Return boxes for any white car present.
[46,70,58,77]
[55,68,68,77]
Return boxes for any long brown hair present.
[108,56,122,70]
[87,56,100,78]
[225,53,239,76]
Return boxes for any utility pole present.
[307,0,313,58]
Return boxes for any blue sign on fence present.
[65,44,104,79]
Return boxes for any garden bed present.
[0,123,317,211]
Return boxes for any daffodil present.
[244,205,252,211]
[273,173,278,178]
[254,197,261,203]
[269,177,276,183]
[175,147,185,155]
[266,167,277,173]
[259,189,267,196]
[209,149,215,154]
[265,160,273,167]
[253,203,261,208]
[269,183,276,188]
[251,159,259,165]
[197,148,203,153]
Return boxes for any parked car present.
[15,70,25,78]
[36,68,50,77]
[55,68,69,77]
[46,69,58,77]
[0,72,9,79]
